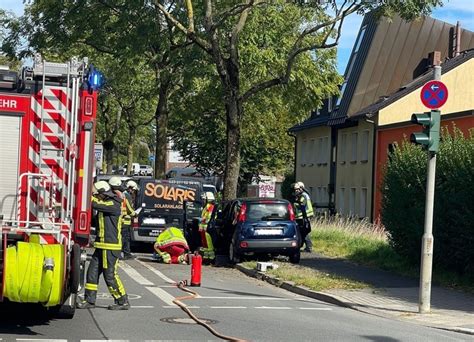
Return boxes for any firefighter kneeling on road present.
[153,227,189,264]
[199,192,216,262]
[77,181,130,310]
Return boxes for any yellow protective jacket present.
[92,194,122,250]
[199,203,215,231]
[155,227,189,250]
[294,192,314,219]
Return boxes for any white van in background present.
[120,163,141,175]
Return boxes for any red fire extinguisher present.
[190,251,202,287]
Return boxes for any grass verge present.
[241,261,369,292]
[310,216,474,293]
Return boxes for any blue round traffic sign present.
[420,80,448,109]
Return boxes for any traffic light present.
[410,110,440,153]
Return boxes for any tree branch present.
[241,1,361,102]
[154,0,212,53]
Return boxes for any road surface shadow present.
[0,301,53,336]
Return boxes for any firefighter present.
[153,227,189,264]
[109,176,135,260]
[198,192,216,261]
[77,181,129,310]
[293,181,314,253]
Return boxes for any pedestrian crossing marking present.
[119,262,154,286]
[146,286,178,307]
[135,259,175,284]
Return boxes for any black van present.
[131,179,203,244]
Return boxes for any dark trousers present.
[121,224,132,256]
[296,218,313,250]
[84,249,127,304]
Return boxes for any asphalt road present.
[0,253,471,341]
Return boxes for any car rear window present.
[246,202,289,221]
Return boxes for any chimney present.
[455,21,461,57]
[428,51,441,66]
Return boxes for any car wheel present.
[229,240,240,264]
[289,250,300,264]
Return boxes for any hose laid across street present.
[174,281,247,342]
[3,239,64,306]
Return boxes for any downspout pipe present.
[287,130,297,182]
[364,114,377,223]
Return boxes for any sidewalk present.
[237,253,474,335]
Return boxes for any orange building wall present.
[373,115,474,221]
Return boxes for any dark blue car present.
[214,198,301,264]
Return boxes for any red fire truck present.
[0,54,101,318]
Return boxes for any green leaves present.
[382,127,474,276]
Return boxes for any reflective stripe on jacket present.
[92,195,122,250]
[155,227,188,249]
[199,203,215,231]
[294,192,314,219]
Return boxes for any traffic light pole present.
[419,65,441,314]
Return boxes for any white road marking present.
[255,306,292,310]
[136,259,175,284]
[299,307,333,311]
[163,305,200,309]
[119,262,154,286]
[210,306,247,309]
[131,305,155,308]
[17,340,67,342]
[146,286,178,307]
[198,296,293,301]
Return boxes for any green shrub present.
[381,127,474,277]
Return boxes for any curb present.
[234,264,350,308]
[234,264,474,337]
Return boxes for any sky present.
[2,0,474,74]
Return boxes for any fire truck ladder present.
[22,56,82,243]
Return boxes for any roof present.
[288,115,330,133]
[351,48,474,119]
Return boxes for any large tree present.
[1,1,190,178]
[156,0,442,199]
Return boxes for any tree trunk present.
[126,127,136,175]
[223,97,242,200]
[154,81,170,178]
[105,147,114,173]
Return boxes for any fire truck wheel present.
[50,294,76,319]
[70,244,81,294]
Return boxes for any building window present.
[351,132,358,163]
[336,82,347,107]
[300,140,307,166]
[308,139,315,166]
[361,130,369,162]
[318,137,323,165]
[360,188,367,218]
[338,188,345,214]
[323,136,329,165]
[388,143,396,162]
[354,26,367,54]
[332,145,337,163]
[340,133,347,164]
[349,188,356,216]
[322,186,328,203]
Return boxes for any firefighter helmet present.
[293,181,305,190]
[108,176,122,188]
[93,180,111,194]
[126,180,138,191]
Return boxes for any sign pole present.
[419,65,441,314]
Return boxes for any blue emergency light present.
[87,65,104,91]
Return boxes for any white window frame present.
[317,137,324,165]
[323,136,329,165]
[351,132,358,163]
[308,139,315,166]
